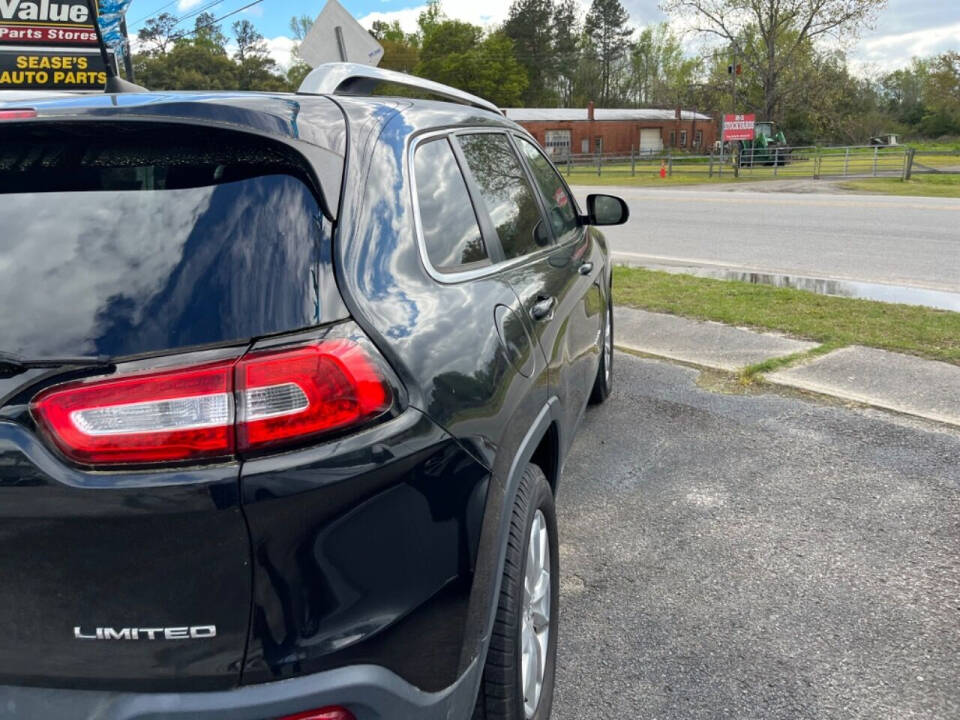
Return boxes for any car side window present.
[414,137,490,273]
[516,136,580,244]
[456,133,552,261]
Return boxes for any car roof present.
[0,89,520,215]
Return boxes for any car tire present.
[474,464,559,720]
[589,292,613,405]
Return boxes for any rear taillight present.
[0,109,37,120]
[31,361,235,465]
[31,340,391,467]
[276,707,355,720]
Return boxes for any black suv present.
[0,64,626,720]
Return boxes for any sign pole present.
[82,0,115,81]
[120,16,135,81]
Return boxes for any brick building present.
[504,103,715,157]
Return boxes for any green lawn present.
[613,266,960,366]
[839,174,960,198]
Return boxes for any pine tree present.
[583,0,632,105]
[502,0,557,106]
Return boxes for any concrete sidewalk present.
[614,306,960,429]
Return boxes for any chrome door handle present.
[578,261,594,275]
[531,296,556,321]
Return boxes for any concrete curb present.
[614,306,960,430]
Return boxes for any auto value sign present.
[722,114,756,142]
[0,46,111,88]
[0,0,98,45]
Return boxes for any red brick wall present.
[517,118,717,154]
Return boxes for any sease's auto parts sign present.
[0,47,110,89]
[0,0,98,45]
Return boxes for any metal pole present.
[844,147,849,176]
[82,0,115,81]
[335,26,348,62]
[667,152,673,177]
[709,151,714,178]
[631,145,635,176]
[120,16,135,81]
[873,146,878,177]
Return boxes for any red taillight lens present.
[276,707,355,720]
[30,340,391,467]
[31,361,235,465]
[0,109,37,120]
[236,340,389,453]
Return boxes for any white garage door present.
[639,128,663,154]
[544,130,571,158]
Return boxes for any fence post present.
[667,152,673,177]
[873,146,878,177]
[566,152,571,177]
[844,147,849,176]
[709,151,714,178]
[596,151,601,176]
[631,145,636,176]
[903,147,915,181]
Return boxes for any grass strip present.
[613,266,960,366]
[839,175,960,198]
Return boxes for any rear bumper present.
[0,659,481,720]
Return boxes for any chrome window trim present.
[408,128,562,285]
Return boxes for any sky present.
[127,0,960,75]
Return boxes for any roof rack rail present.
[298,62,502,115]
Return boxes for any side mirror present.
[585,194,629,226]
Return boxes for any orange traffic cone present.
[659,160,667,179]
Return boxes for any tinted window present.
[457,133,550,261]
[0,127,331,359]
[414,138,488,272]
[516,137,579,243]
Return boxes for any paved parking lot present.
[554,352,960,719]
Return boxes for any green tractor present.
[738,121,789,167]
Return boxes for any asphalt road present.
[574,187,960,292]
[554,352,960,719]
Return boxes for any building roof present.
[504,107,712,122]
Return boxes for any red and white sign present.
[723,114,756,142]
[0,25,96,44]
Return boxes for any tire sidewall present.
[517,472,560,720]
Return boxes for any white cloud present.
[854,21,960,71]
[264,35,297,69]
[177,0,203,10]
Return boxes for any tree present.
[232,19,286,91]
[194,12,229,54]
[630,23,696,106]
[551,0,581,106]
[416,17,527,107]
[503,0,557,105]
[371,19,420,73]
[583,0,633,105]
[135,14,239,90]
[660,0,887,120]
[137,13,178,56]
[285,14,314,88]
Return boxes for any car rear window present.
[0,123,334,360]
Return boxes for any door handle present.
[578,261,594,275]
[530,296,556,321]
